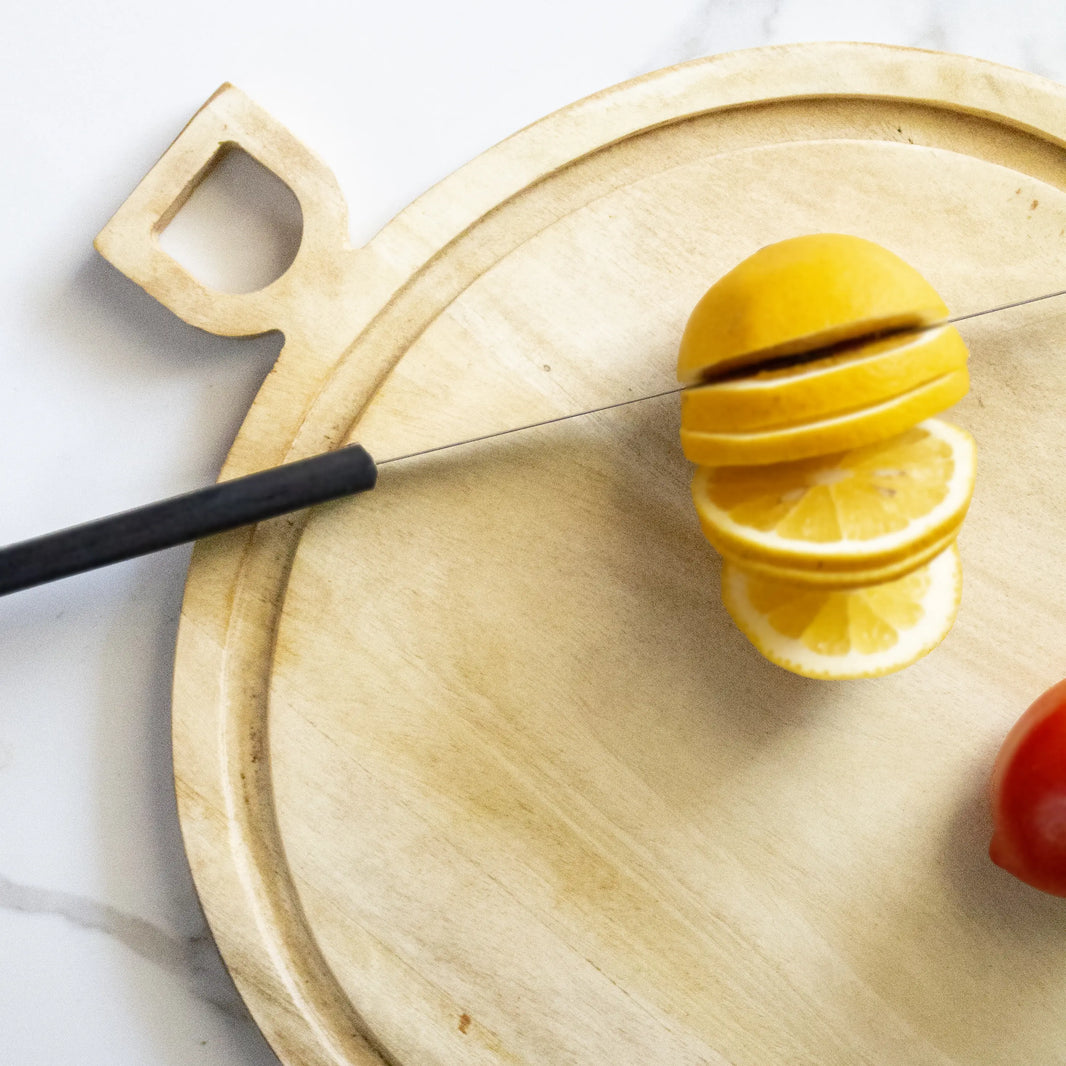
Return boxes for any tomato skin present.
[990,678,1066,897]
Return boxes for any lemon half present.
[677,233,949,385]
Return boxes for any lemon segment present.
[680,326,968,434]
[677,234,949,385]
[690,420,976,570]
[720,543,962,679]
[680,369,969,466]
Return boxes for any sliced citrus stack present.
[690,420,976,580]
[677,235,969,466]
[677,233,974,678]
[720,543,962,679]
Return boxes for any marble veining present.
[0,870,250,1021]
[647,0,784,69]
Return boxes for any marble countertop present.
[2,3,1065,1064]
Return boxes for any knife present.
[3,286,1065,597]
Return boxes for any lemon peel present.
[680,370,969,466]
[689,420,976,570]
[712,523,961,590]
[677,234,949,385]
[680,326,968,434]
[720,542,962,679]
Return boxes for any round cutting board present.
[97,43,1066,1066]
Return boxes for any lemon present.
[677,234,973,677]
[680,326,968,434]
[714,523,961,590]
[690,420,976,571]
[720,542,962,679]
[680,369,969,466]
[677,234,949,385]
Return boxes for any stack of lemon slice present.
[679,234,976,679]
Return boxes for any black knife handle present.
[0,444,378,597]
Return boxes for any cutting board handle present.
[94,83,351,339]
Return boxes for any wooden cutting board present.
[96,43,1066,1066]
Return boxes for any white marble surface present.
[2,2,1065,1064]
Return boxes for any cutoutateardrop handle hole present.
[157,146,303,294]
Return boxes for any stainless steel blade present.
[378,285,1066,466]
[944,286,1066,325]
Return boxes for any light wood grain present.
[97,44,1066,1066]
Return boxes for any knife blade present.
[3,285,1065,596]
[377,284,1066,464]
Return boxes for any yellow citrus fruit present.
[690,419,976,572]
[677,234,949,385]
[720,542,962,679]
[680,369,968,466]
[713,522,961,589]
[680,326,968,434]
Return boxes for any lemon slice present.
[680,369,968,466]
[677,234,948,384]
[720,543,962,679]
[690,420,976,570]
[714,522,961,589]
[680,326,968,434]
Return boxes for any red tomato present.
[990,678,1066,896]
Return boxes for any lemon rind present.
[678,311,946,384]
[711,523,962,589]
[681,370,969,466]
[676,234,950,385]
[720,543,962,679]
[680,327,968,433]
[690,419,976,568]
